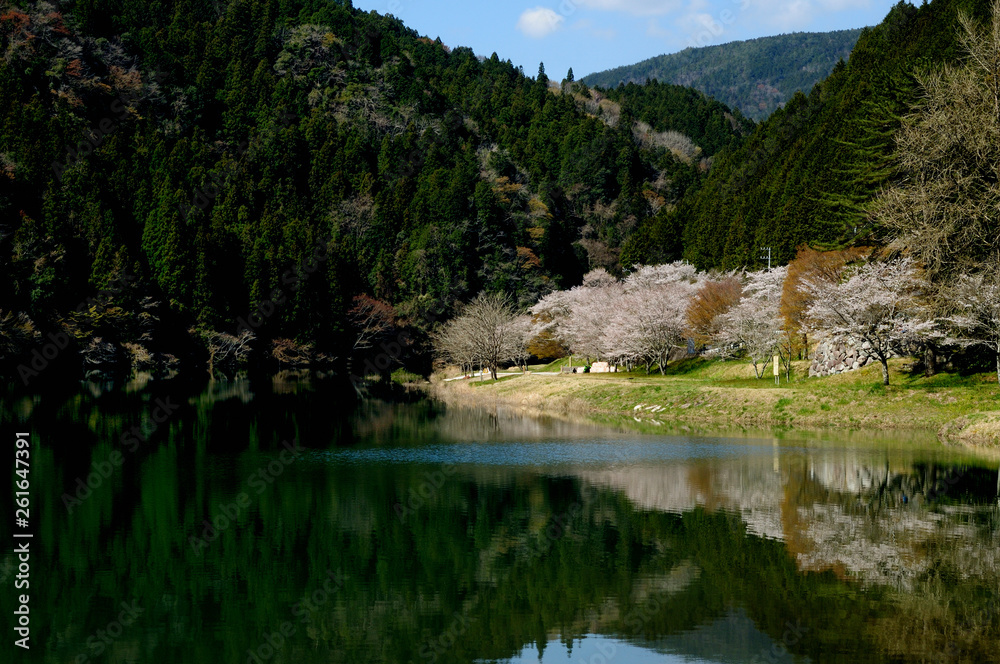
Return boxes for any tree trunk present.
[924,343,937,377]
[995,343,1000,385]
[880,358,890,386]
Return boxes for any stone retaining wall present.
[808,337,883,378]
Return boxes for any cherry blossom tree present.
[941,266,1000,383]
[716,267,787,379]
[530,262,711,373]
[803,258,934,385]
[433,315,477,376]
[603,263,702,373]
[510,315,535,372]
[191,328,255,379]
[531,269,623,362]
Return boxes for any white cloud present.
[765,0,815,30]
[517,7,565,38]
[819,0,870,9]
[575,0,683,16]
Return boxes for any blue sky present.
[352,0,899,79]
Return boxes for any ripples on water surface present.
[2,377,999,663]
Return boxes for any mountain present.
[582,29,865,121]
[620,0,994,271]
[0,0,750,380]
[2,0,992,381]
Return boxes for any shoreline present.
[427,359,1000,452]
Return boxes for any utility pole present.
[759,246,772,270]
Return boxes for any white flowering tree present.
[602,263,702,373]
[530,263,703,372]
[531,269,623,363]
[716,267,787,379]
[942,267,1000,383]
[803,258,934,385]
[509,315,535,373]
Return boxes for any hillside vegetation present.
[2,0,998,385]
[0,0,749,380]
[582,29,864,121]
[623,0,995,271]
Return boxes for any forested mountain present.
[583,29,864,120]
[0,0,749,380]
[622,0,994,271]
[1,0,994,382]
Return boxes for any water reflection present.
[1,382,998,663]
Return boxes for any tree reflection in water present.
[1,380,998,663]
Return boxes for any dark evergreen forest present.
[0,0,749,380]
[0,0,991,381]
[583,29,864,121]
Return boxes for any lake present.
[2,375,999,663]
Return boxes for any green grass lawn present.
[436,356,1000,448]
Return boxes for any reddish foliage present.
[45,12,70,36]
[686,275,743,345]
[781,245,871,336]
[347,294,395,350]
[516,246,542,270]
[0,10,30,30]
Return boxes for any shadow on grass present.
[470,374,523,387]
[896,369,998,391]
[659,357,712,376]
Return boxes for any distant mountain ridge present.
[582,29,865,120]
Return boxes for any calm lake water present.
[2,376,1000,663]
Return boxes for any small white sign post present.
[773,355,780,385]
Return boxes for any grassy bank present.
[432,358,1000,449]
